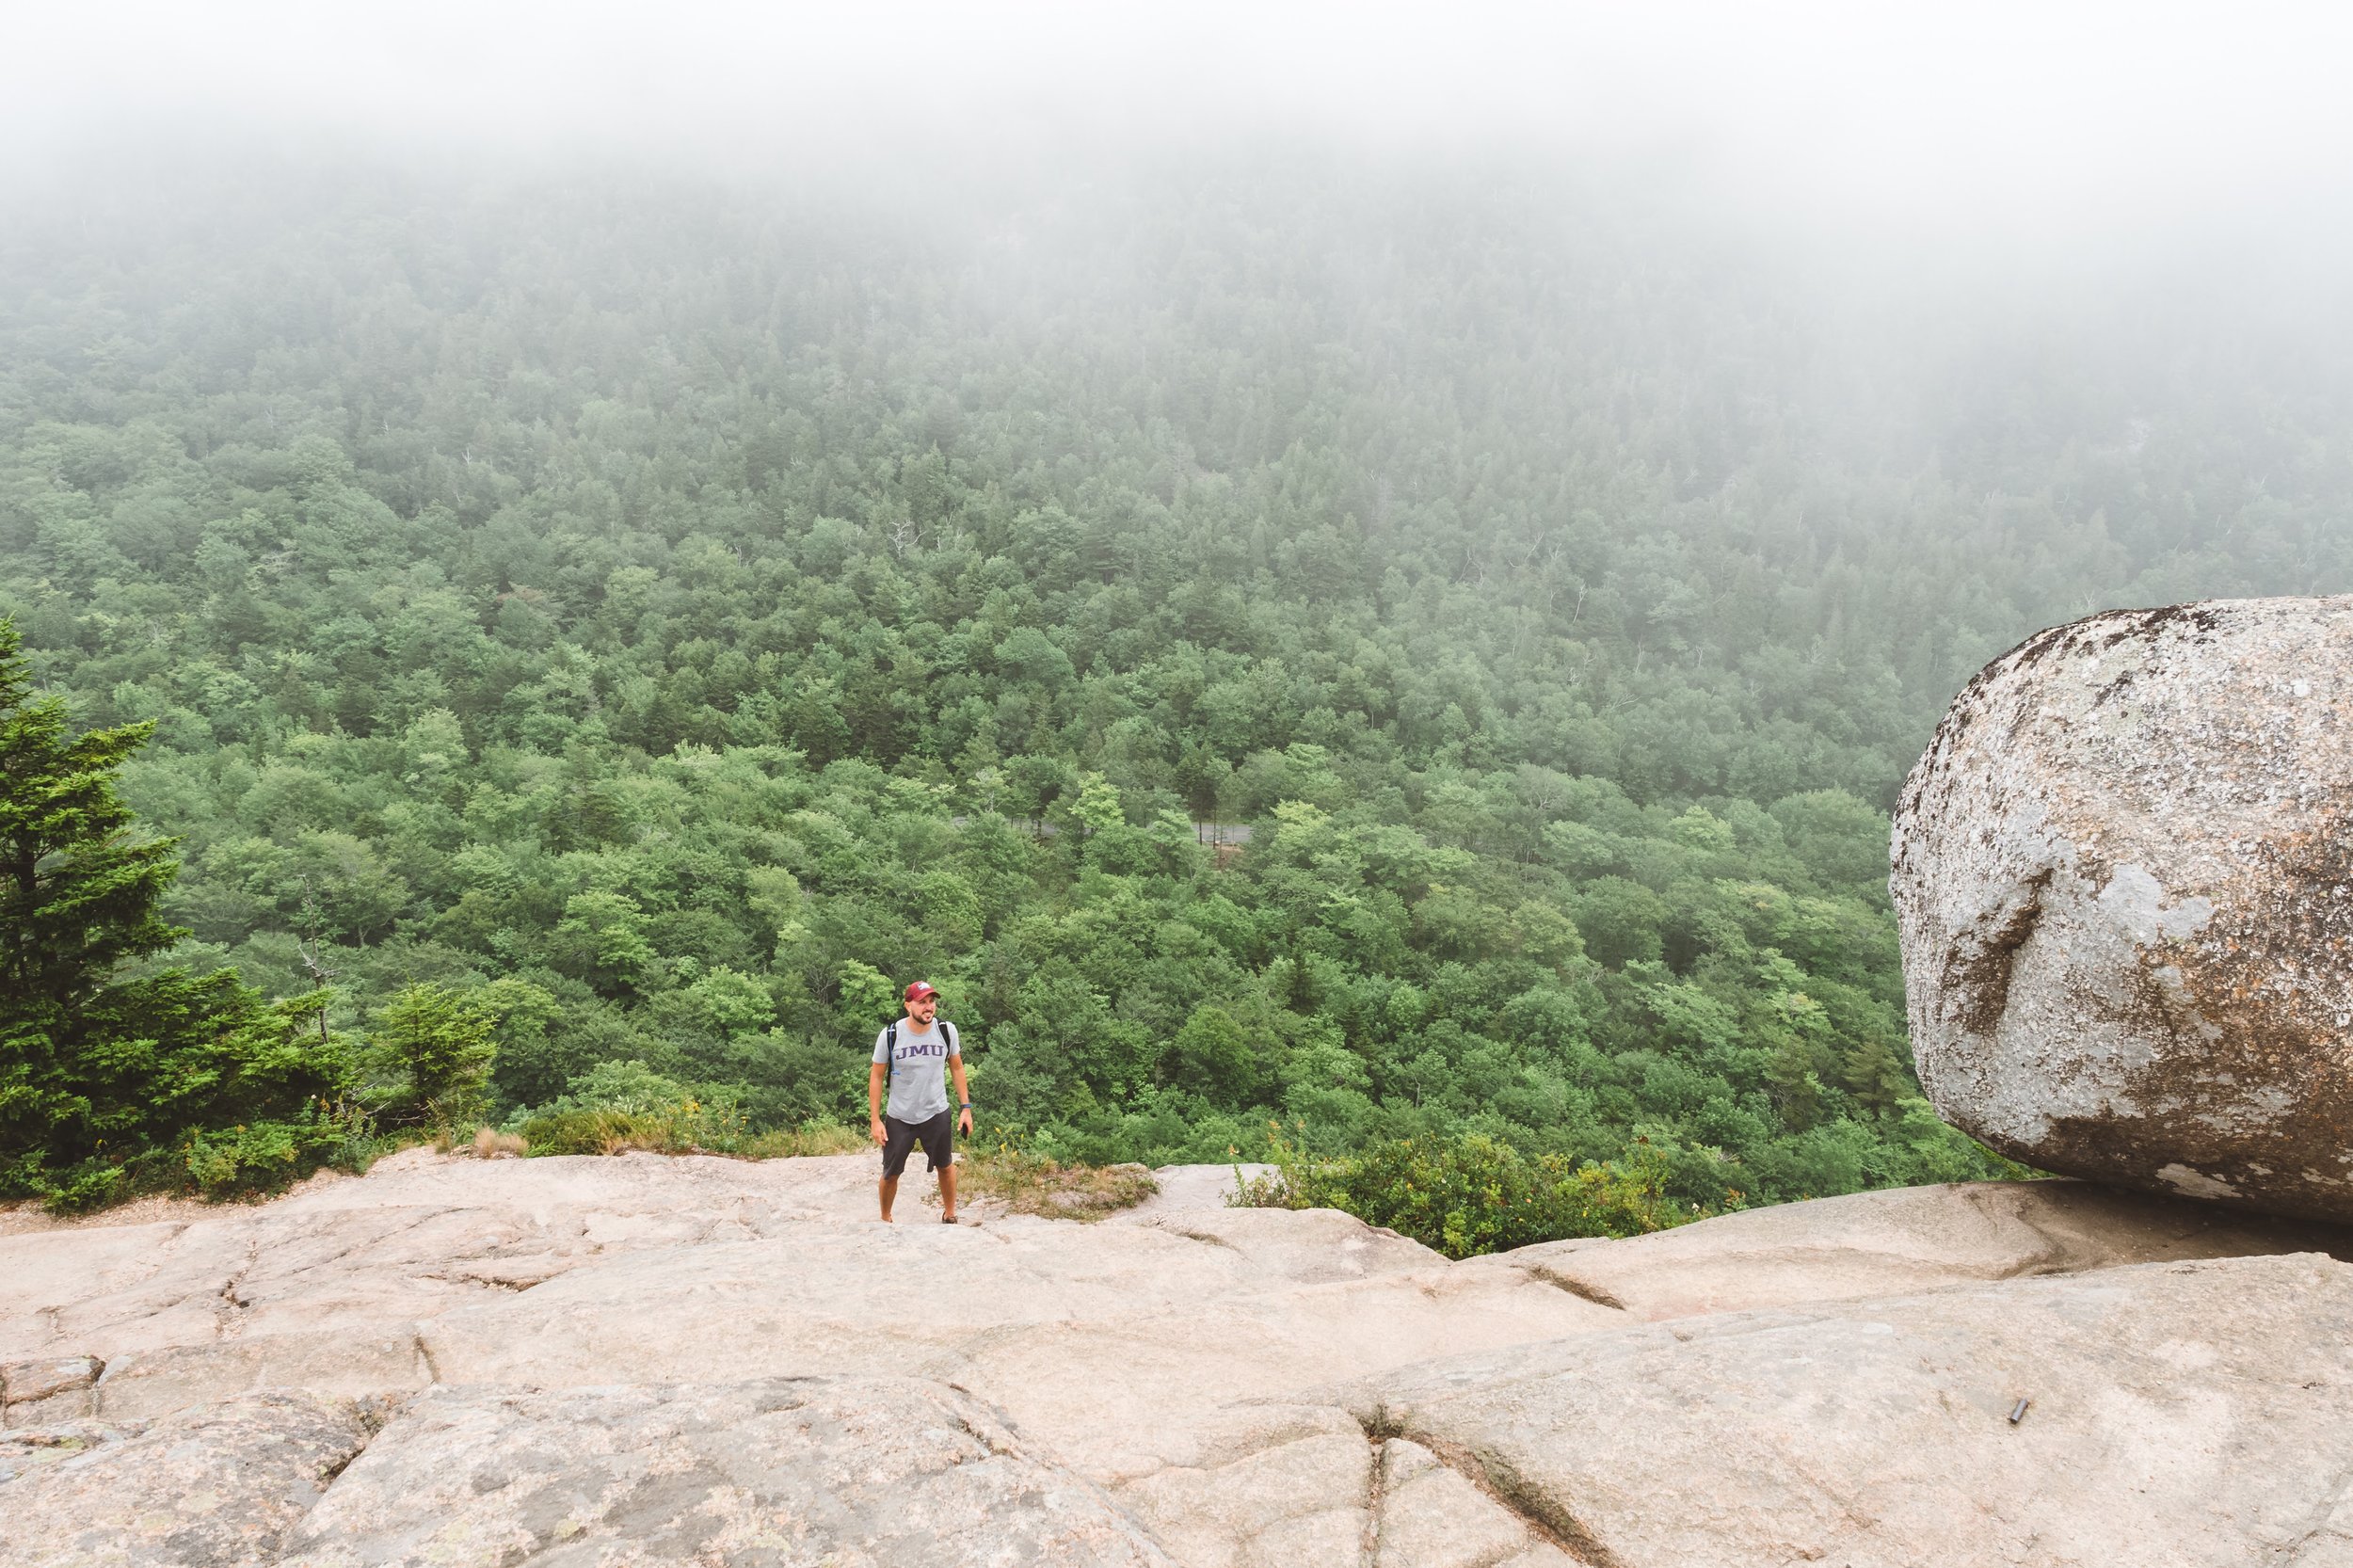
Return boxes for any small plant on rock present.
[953,1140,1158,1221]
[1235,1125,1689,1258]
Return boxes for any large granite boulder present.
[1893,598,2353,1220]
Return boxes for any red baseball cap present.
[904,981,938,1003]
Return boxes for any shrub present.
[510,1060,861,1159]
[469,1126,528,1159]
[1236,1128,1689,1258]
[182,1116,346,1196]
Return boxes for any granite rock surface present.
[274,1377,1174,1568]
[1481,1174,2353,1320]
[2,1391,379,1568]
[5,1150,2348,1566]
[1347,1252,2353,1568]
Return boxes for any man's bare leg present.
[878,1175,898,1223]
[938,1160,957,1222]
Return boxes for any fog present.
[10,1,2352,261]
[8,5,2353,1214]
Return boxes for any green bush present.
[510,1060,860,1159]
[1239,1128,1698,1258]
[181,1113,354,1196]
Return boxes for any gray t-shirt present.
[872,1019,959,1123]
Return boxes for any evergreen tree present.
[0,618,350,1207]
[370,983,497,1131]
[0,617,180,1024]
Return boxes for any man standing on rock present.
[870,981,974,1223]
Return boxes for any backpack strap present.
[884,1021,898,1081]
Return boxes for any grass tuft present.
[953,1145,1158,1221]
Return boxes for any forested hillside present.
[4,153,2347,1212]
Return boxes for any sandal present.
[941,1213,959,1224]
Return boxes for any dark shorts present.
[881,1111,954,1178]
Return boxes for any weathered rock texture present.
[1349,1252,2353,1568]
[274,1378,1174,1568]
[3,1391,378,1567]
[5,1151,2349,1565]
[1893,597,2353,1220]
[1481,1174,2352,1320]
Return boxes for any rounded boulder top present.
[1892,596,2353,1221]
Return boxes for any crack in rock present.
[1355,1408,1624,1568]
[1359,1432,1388,1568]
[1522,1265,1628,1312]
[412,1330,442,1386]
[212,1239,263,1339]
[1154,1222,1245,1254]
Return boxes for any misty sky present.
[9,2,2351,251]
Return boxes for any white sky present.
[8,2,2352,247]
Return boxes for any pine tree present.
[0,618,180,1025]
[371,984,498,1130]
[0,619,349,1207]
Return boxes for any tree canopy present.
[3,152,2343,1216]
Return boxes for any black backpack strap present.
[884,1021,898,1081]
[942,1020,958,1056]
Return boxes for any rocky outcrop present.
[3,1391,380,1567]
[275,1378,1173,1568]
[414,1202,1620,1471]
[1480,1174,2352,1320]
[1893,597,2353,1221]
[1347,1252,2353,1567]
[5,1151,2349,1565]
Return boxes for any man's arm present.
[869,1061,888,1145]
[950,1052,971,1135]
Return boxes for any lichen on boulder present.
[1893,596,2353,1219]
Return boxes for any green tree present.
[370,983,497,1130]
[1069,772,1125,837]
[691,966,776,1038]
[1170,1003,1258,1107]
[1,618,180,1029]
[0,619,350,1207]
[551,891,657,992]
[835,960,900,1032]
